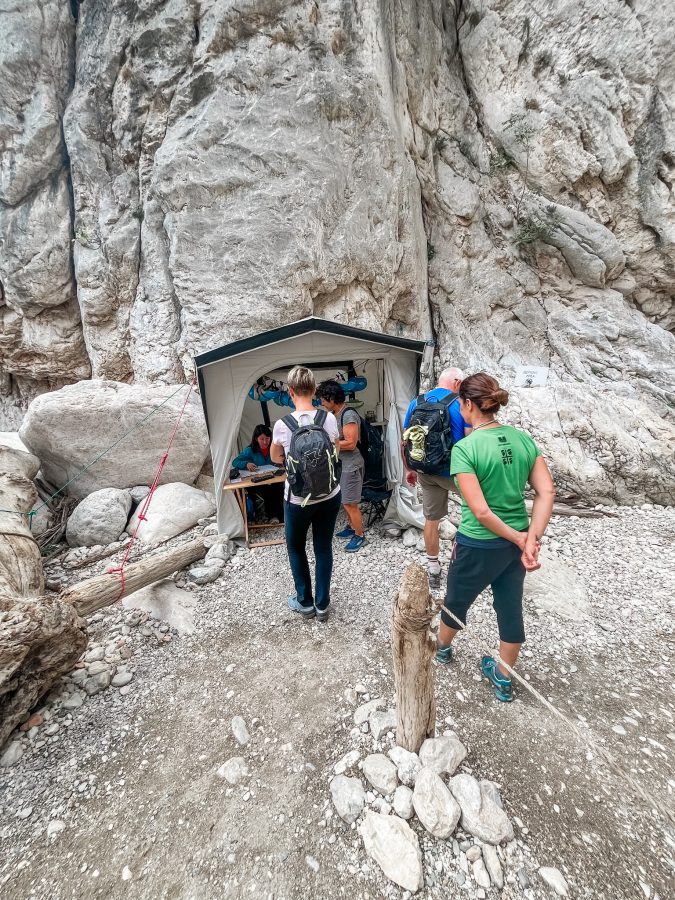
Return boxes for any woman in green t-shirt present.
[436,373,556,702]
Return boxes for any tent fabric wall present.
[197,329,425,539]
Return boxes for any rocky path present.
[0,507,673,900]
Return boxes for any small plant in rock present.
[533,50,553,77]
[131,205,144,221]
[515,205,561,245]
[427,241,436,262]
[489,147,514,175]
[434,134,448,153]
[504,111,536,221]
[74,228,91,247]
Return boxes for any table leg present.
[235,488,250,548]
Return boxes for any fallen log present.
[62,536,206,616]
[392,563,436,753]
[1,536,206,747]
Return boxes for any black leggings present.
[441,540,527,644]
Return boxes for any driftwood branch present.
[1,536,206,747]
[392,563,436,753]
[62,537,206,616]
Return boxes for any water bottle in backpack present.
[403,392,457,475]
[283,409,342,503]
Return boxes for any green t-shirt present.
[450,425,540,540]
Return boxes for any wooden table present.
[222,473,286,548]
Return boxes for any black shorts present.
[441,540,527,644]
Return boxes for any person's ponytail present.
[459,374,509,412]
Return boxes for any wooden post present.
[392,562,436,752]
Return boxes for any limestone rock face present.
[1,1,674,503]
[0,0,90,425]
[19,381,209,499]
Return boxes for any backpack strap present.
[282,414,299,432]
[438,391,458,408]
[314,408,328,427]
[417,393,426,405]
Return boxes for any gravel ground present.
[0,505,673,900]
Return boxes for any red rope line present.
[107,380,197,600]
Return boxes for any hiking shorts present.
[418,473,456,521]
[441,540,527,644]
[341,457,364,505]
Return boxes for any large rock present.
[0,0,90,419]
[2,1,675,506]
[448,775,514,845]
[20,381,209,499]
[524,552,590,620]
[66,488,132,547]
[126,483,215,546]
[362,754,399,796]
[388,746,422,788]
[359,811,424,893]
[418,733,467,777]
[412,767,461,838]
[330,775,366,824]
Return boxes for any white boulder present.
[388,745,422,787]
[19,380,209,499]
[359,811,423,893]
[539,867,569,896]
[362,753,398,795]
[369,709,397,741]
[412,767,461,838]
[217,757,249,785]
[418,733,467,776]
[448,775,514,844]
[126,483,215,545]
[354,697,385,726]
[393,785,414,820]
[66,488,132,547]
[330,775,366,824]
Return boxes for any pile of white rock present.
[328,694,569,897]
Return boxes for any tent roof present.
[194,316,427,369]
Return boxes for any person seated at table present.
[232,425,284,524]
[232,424,273,471]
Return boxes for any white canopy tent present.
[194,317,431,539]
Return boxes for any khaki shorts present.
[341,459,364,505]
[418,473,456,521]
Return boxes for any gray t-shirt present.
[338,407,364,468]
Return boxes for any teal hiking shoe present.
[287,595,316,619]
[435,643,454,665]
[481,656,513,703]
[336,526,355,540]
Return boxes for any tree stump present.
[1,535,207,746]
[392,563,436,752]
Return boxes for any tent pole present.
[261,400,271,427]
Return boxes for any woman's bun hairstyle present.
[458,373,509,413]
[480,388,509,412]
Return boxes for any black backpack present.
[403,392,457,474]
[283,409,342,502]
[339,408,384,479]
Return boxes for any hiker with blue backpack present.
[271,367,342,621]
[317,380,367,553]
[434,373,556,702]
[403,367,471,590]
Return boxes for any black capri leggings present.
[441,540,527,644]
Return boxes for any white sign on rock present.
[514,365,549,388]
